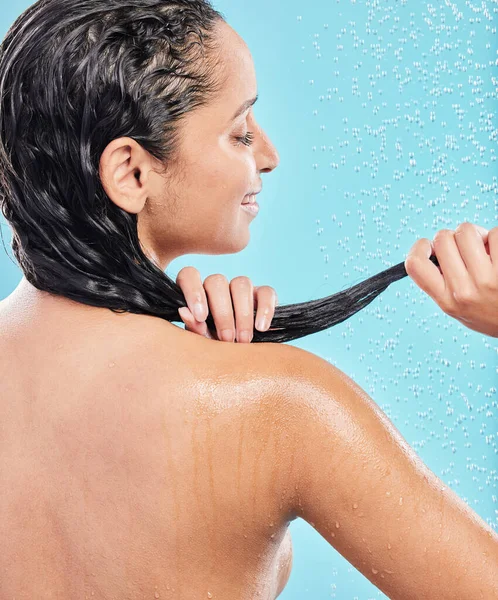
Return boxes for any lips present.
[242,194,258,205]
[242,185,262,204]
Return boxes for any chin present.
[219,239,250,255]
[203,232,251,256]
[227,230,251,254]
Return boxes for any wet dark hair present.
[0,0,439,344]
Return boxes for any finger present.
[203,274,235,342]
[176,267,208,322]
[254,286,278,332]
[454,222,493,286]
[254,286,279,308]
[474,225,491,258]
[405,238,446,301]
[229,276,255,343]
[488,227,498,265]
[431,229,469,293]
[178,307,213,339]
[474,224,489,245]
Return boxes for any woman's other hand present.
[405,222,498,337]
[175,267,278,342]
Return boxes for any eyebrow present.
[230,94,259,122]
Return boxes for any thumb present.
[475,224,489,242]
[178,307,213,339]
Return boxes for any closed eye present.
[234,131,255,147]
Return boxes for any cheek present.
[209,168,250,204]
[189,139,254,199]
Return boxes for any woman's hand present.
[175,267,278,342]
[405,222,498,337]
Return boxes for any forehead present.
[215,22,257,98]
[176,23,257,140]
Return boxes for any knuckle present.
[215,311,234,327]
[452,288,475,306]
[433,229,454,243]
[482,277,498,292]
[204,273,228,288]
[257,285,277,301]
[237,314,252,322]
[455,221,474,235]
[230,276,252,289]
[404,253,422,275]
[406,238,432,260]
[238,305,254,319]
[404,253,418,268]
[176,266,198,280]
[258,285,275,294]
[440,299,458,317]
[234,302,253,318]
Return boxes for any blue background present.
[0,1,496,598]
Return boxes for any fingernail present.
[220,329,234,342]
[193,302,206,322]
[178,307,191,321]
[237,330,253,344]
[255,316,268,331]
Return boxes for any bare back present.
[0,290,294,600]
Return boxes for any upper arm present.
[273,343,498,600]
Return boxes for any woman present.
[0,1,496,598]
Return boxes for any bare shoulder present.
[255,340,375,415]
[152,334,341,526]
[245,341,350,413]
[248,342,498,599]
[202,340,350,518]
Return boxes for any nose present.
[256,127,280,173]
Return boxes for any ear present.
[99,137,149,214]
